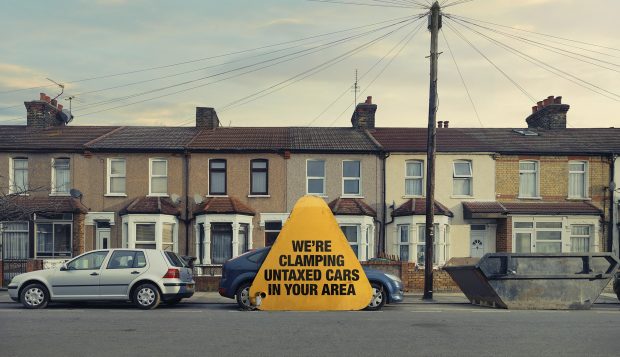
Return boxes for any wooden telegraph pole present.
[423,1,441,300]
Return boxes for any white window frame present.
[452,160,473,197]
[149,158,168,197]
[518,160,540,199]
[570,224,592,252]
[194,214,254,265]
[1,221,29,259]
[391,215,450,266]
[342,160,362,196]
[405,160,424,197]
[306,159,326,196]
[397,224,411,262]
[122,214,178,252]
[568,161,588,199]
[336,215,375,261]
[106,158,127,196]
[51,157,71,196]
[9,157,29,195]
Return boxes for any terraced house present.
[1,93,618,288]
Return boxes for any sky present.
[0,0,618,128]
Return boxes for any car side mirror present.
[60,263,68,271]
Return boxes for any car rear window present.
[248,249,269,263]
[164,251,187,267]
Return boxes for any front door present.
[470,225,486,258]
[97,228,111,250]
[49,251,109,299]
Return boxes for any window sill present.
[206,194,228,197]
[9,193,29,196]
[248,195,270,198]
[341,195,365,199]
[306,194,328,198]
[147,194,169,197]
[403,195,424,199]
[105,193,127,197]
[49,193,71,197]
[451,195,474,199]
[517,196,542,200]
[566,197,591,201]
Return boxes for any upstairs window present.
[342,160,361,196]
[107,158,126,195]
[453,160,472,196]
[209,159,227,195]
[10,158,28,194]
[568,161,587,198]
[405,161,423,196]
[519,161,539,198]
[149,158,168,196]
[250,159,268,195]
[306,160,325,195]
[51,158,70,194]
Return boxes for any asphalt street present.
[1,292,619,357]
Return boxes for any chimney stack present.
[526,95,569,130]
[437,121,443,128]
[196,107,220,129]
[25,93,66,128]
[351,96,377,129]
[443,121,449,128]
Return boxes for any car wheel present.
[133,283,161,310]
[365,282,386,311]
[20,283,49,309]
[166,298,183,306]
[235,281,253,310]
[613,275,620,302]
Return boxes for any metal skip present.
[249,196,372,311]
[444,253,620,310]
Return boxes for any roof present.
[119,196,181,216]
[462,201,603,218]
[392,198,454,217]
[328,197,376,217]
[370,128,620,154]
[2,196,87,220]
[0,126,119,152]
[86,126,200,151]
[193,196,256,216]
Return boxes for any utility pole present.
[423,1,441,300]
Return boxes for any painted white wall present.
[385,153,496,262]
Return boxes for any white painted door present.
[470,225,486,258]
[97,229,111,250]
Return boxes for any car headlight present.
[384,273,401,284]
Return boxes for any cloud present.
[258,18,307,28]
[0,63,48,90]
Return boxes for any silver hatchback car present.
[7,249,195,310]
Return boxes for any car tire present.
[166,298,183,306]
[613,275,620,302]
[133,283,161,310]
[20,283,49,309]
[365,282,386,311]
[235,281,253,310]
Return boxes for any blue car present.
[218,247,404,310]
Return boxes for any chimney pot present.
[532,106,538,114]
[437,121,443,128]
[526,96,569,130]
[365,96,372,104]
[57,104,63,111]
[537,101,543,109]
[543,98,552,106]
[554,96,562,104]
[44,95,51,103]
[444,121,449,128]
[51,99,57,107]
[40,93,46,101]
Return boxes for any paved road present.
[1,294,618,357]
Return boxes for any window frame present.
[397,224,411,262]
[209,159,227,196]
[35,221,73,258]
[9,157,29,195]
[250,159,269,196]
[306,159,326,196]
[135,222,157,250]
[342,160,362,196]
[340,224,361,259]
[0,221,29,259]
[518,160,540,198]
[107,158,127,196]
[452,160,473,197]
[149,158,168,197]
[570,224,592,252]
[405,160,424,197]
[568,161,588,199]
[51,157,71,195]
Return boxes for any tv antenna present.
[46,78,65,101]
[352,69,360,106]
[64,96,77,112]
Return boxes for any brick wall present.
[362,260,460,292]
[496,217,512,252]
[195,276,221,292]
[73,213,85,257]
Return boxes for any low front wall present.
[195,276,221,292]
[362,260,460,292]
[1,259,44,287]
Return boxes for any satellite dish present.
[58,109,74,124]
[193,194,204,205]
[170,194,180,204]
[69,188,83,199]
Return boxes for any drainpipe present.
[184,151,190,256]
[608,153,617,254]
[380,151,390,255]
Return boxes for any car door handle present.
[90,272,99,276]
[131,271,140,275]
